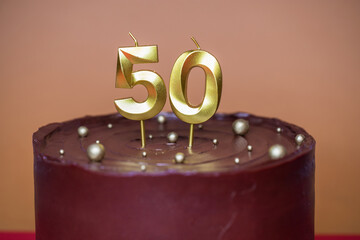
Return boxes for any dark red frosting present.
[33,112,315,240]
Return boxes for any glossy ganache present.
[33,112,315,240]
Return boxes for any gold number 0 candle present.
[114,33,166,148]
[169,37,222,148]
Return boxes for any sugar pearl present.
[78,126,89,138]
[87,143,105,162]
[174,152,185,164]
[268,144,286,160]
[232,119,249,135]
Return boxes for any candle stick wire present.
[189,123,194,148]
[129,32,138,47]
[140,120,146,148]
[191,37,200,49]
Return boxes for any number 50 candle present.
[169,38,222,148]
[114,33,167,148]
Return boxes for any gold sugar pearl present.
[140,165,147,172]
[232,119,249,135]
[174,152,185,164]
[77,126,88,138]
[87,143,105,162]
[167,132,178,143]
[157,115,166,124]
[268,144,286,160]
[295,134,305,146]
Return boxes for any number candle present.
[114,33,167,148]
[169,37,222,148]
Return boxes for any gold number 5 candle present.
[169,37,222,148]
[114,33,166,148]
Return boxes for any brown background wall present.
[0,0,359,234]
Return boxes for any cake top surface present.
[33,112,315,176]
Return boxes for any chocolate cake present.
[33,112,315,240]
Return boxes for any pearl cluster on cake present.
[232,119,252,164]
[68,117,306,169]
[230,119,309,164]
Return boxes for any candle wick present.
[191,37,200,50]
[129,32,138,47]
